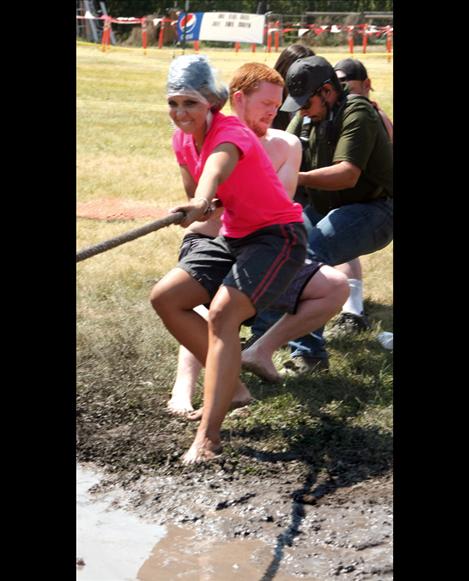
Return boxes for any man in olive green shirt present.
[249,55,393,376]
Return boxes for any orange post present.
[194,40,200,52]
[362,24,368,54]
[266,26,272,53]
[234,41,240,53]
[251,43,256,52]
[274,20,280,52]
[158,18,166,49]
[386,28,393,62]
[106,22,111,50]
[101,17,111,52]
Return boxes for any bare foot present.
[234,380,252,402]
[186,380,253,421]
[181,437,223,464]
[166,396,194,416]
[241,348,281,383]
[187,397,255,422]
[166,380,197,415]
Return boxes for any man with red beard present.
[167,62,302,415]
[229,62,302,200]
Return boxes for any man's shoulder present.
[343,95,377,115]
[265,128,301,146]
[341,95,380,126]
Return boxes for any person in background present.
[334,58,393,142]
[272,43,315,131]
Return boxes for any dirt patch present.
[77,198,168,221]
[78,379,393,580]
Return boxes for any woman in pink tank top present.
[150,55,306,464]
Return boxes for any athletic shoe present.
[326,312,371,337]
[280,355,329,377]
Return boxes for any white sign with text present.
[199,12,265,44]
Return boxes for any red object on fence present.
[274,21,280,52]
[348,28,354,54]
[141,18,147,54]
[194,40,200,52]
[158,18,166,49]
[101,17,111,51]
[251,43,256,52]
[362,25,368,54]
[386,28,393,62]
[234,41,240,53]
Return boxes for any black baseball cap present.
[334,58,368,81]
[280,55,337,113]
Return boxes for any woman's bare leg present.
[182,285,256,464]
[153,272,253,419]
[242,266,349,382]
[150,268,211,366]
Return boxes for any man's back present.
[260,128,301,199]
[261,128,299,170]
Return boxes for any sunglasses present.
[299,80,331,110]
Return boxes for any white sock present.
[341,278,364,316]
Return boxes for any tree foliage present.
[101,0,392,17]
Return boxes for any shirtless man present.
[168,63,346,425]
[167,62,301,416]
[228,63,302,200]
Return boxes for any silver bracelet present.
[197,198,210,214]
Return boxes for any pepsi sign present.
[176,12,203,41]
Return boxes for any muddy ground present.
[79,405,392,580]
[83,462,392,579]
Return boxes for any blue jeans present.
[251,198,393,360]
[303,198,393,265]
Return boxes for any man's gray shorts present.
[177,223,308,316]
[271,258,322,315]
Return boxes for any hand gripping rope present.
[76,211,185,263]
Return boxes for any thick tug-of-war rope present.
[76,211,185,263]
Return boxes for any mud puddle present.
[77,462,392,580]
[76,464,166,580]
[77,464,303,580]
[138,524,306,580]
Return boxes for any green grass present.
[77,43,393,483]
